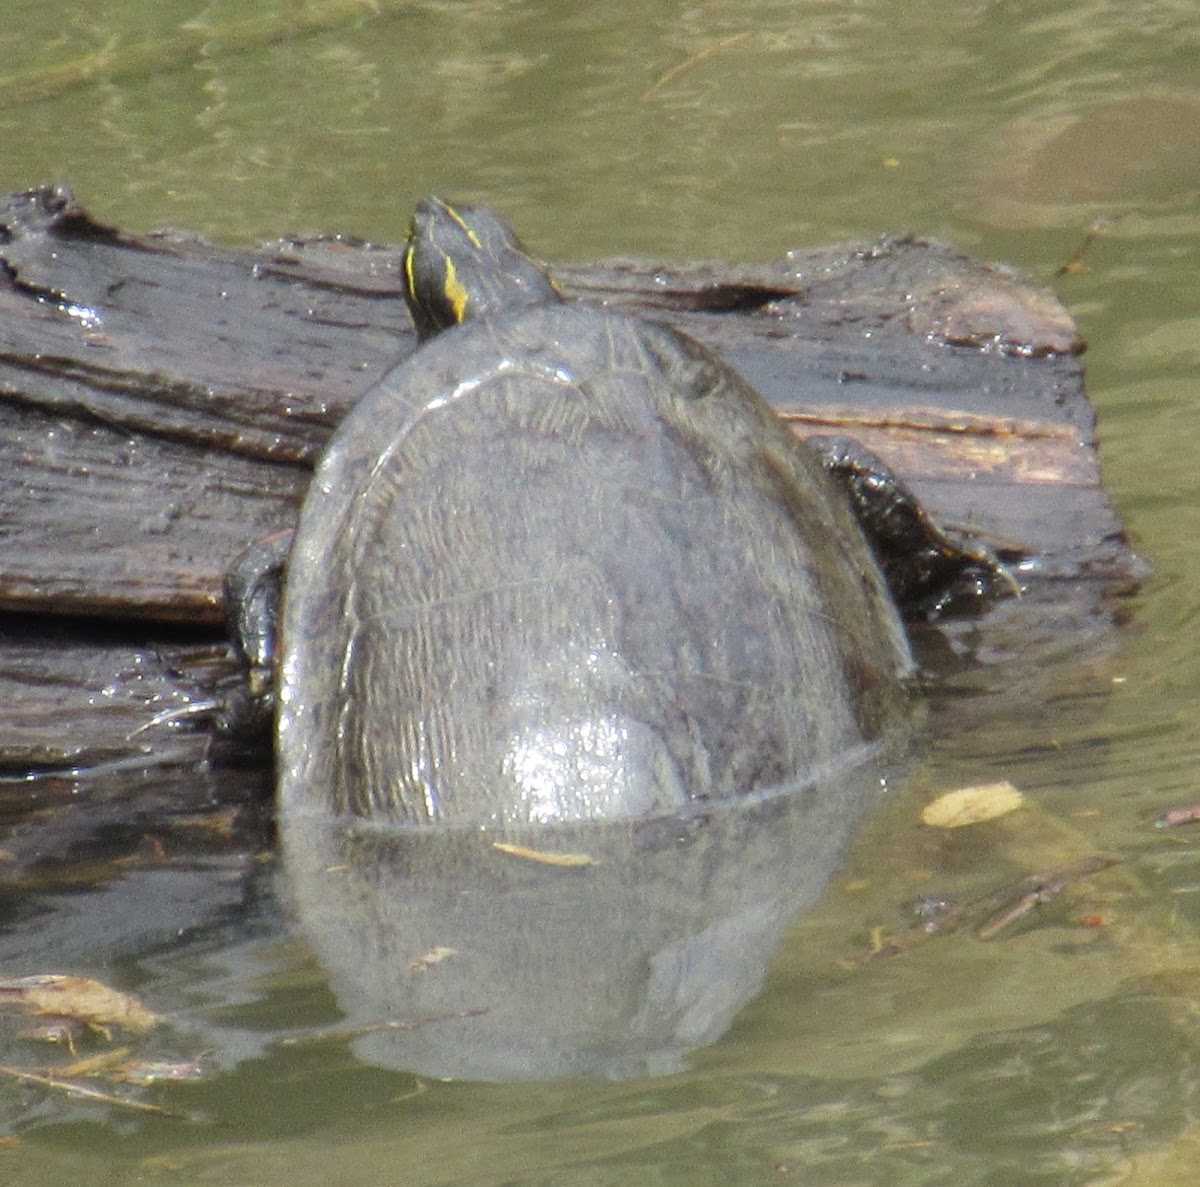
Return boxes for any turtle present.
[226,197,1011,829]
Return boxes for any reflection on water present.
[0,0,1198,1182]
[281,749,897,1082]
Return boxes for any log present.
[0,185,1139,779]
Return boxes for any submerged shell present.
[278,304,912,827]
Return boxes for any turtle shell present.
[278,304,912,827]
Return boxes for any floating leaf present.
[921,782,1024,829]
[0,975,159,1034]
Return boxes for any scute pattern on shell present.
[278,304,912,827]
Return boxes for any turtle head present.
[403,197,562,341]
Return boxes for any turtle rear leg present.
[807,434,1020,615]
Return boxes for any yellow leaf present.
[921,782,1024,829]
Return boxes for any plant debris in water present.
[0,974,205,1116]
[410,946,457,973]
[1154,803,1200,829]
[850,855,1119,964]
[0,974,159,1037]
[490,841,598,867]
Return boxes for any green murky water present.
[1,1,1199,1182]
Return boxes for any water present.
[1,1,1199,1182]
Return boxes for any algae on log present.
[0,185,1137,777]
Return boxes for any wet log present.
[0,185,1138,778]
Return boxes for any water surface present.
[1,1,1198,1183]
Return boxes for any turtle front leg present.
[807,435,1020,615]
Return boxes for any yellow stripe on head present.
[443,255,470,324]
[402,239,418,304]
[442,202,484,250]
